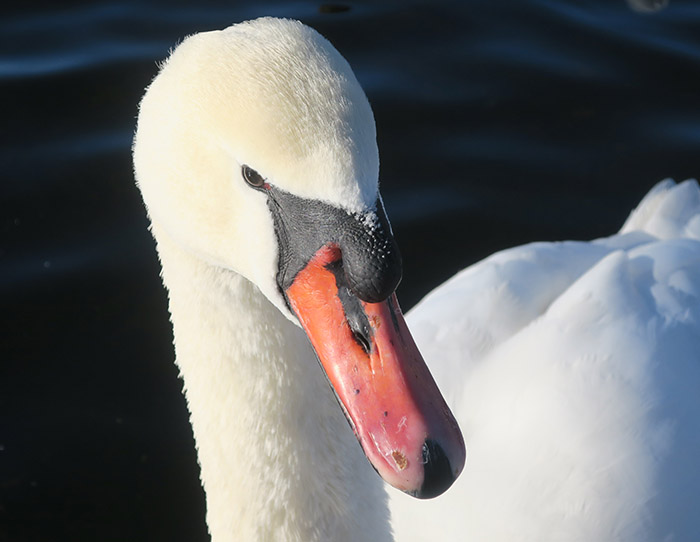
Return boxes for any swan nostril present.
[412,439,455,499]
[347,318,372,355]
[350,324,371,354]
[324,258,374,355]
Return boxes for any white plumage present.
[134,17,700,541]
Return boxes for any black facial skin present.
[264,185,402,304]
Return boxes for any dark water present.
[2,1,699,540]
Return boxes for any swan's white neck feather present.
[133,17,396,540]
[153,224,391,541]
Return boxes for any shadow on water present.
[2,1,699,540]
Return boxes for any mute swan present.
[133,17,700,542]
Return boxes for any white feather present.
[392,179,700,541]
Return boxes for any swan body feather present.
[392,179,700,541]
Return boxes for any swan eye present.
[242,165,265,188]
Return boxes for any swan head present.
[134,17,465,499]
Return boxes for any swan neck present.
[151,225,392,541]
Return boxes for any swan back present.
[391,180,700,541]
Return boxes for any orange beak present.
[285,244,465,498]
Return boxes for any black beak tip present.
[407,439,457,500]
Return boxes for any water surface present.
[2,1,699,540]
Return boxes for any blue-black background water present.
[2,1,698,540]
